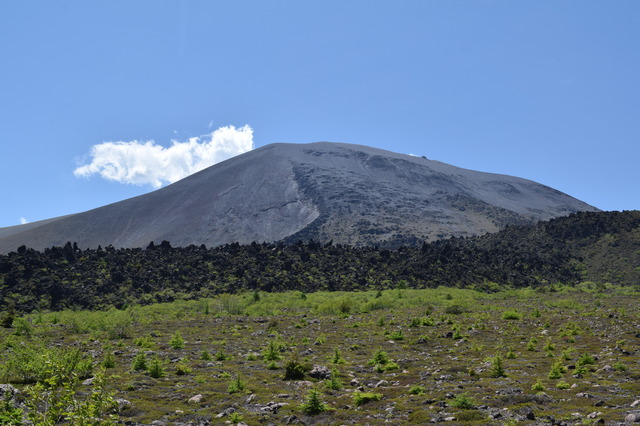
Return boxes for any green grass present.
[1,286,638,424]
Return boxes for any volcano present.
[0,142,598,253]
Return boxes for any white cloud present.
[19,217,29,225]
[74,125,254,188]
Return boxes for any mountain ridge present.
[0,142,598,253]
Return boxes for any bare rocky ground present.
[2,287,640,425]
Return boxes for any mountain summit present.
[0,142,598,252]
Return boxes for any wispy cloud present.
[74,125,254,188]
[19,217,29,225]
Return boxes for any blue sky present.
[1,1,639,227]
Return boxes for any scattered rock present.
[419,371,432,380]
[215,407,236,418]
[632,400,640,408]
[114,398,132,411]
[495,387,523,396]
[86,349,101,358]
[188,394,204,404]
[576,392,597,399]
[309,364,331,379]
[258,401,288,413]
[246,393,256,403]
[594,400,605,407]
[0,384,21,408]
[514,406,535,420]
[625,413,638,423]
[375,380,389,388]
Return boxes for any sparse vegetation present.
[0,284,638,424]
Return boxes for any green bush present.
[324,370,342,390]
[450,393,476,409]
[444,305,464,315]
[526,338,537,351]
[1,342,92,384]
[490,355,506,378]
[0,308,15,328]
[228,411,244,424]
[215,349,230,361]
[169,332,185,349]
[101,353,116,369]
[301,389,330,415]
[133,336,154,348]
[175,359,192,375]
[12,318,32,337]
[409,384,425,395]
[548,360,567,379]
[132,352,147,371]
[217,294,247,315]
[227,377,246,394]
[531,379,545,391]
[388,330,404,340]
[0,394,23,424]
[262,340,283,361]
[332,348,345,364]
[577,354,596,366]
[367,349,391,366]
[147,356,165,378]
[501,310,521,320]
[353,391,382,406]
[24,370,116,425]
[283,357,308,380]
[613,361,627,371]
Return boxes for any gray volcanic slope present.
[0,142,598,253]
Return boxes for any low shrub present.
[301,389,330,415]
[353,391,382,406]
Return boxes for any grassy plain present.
[2,284,640,425]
